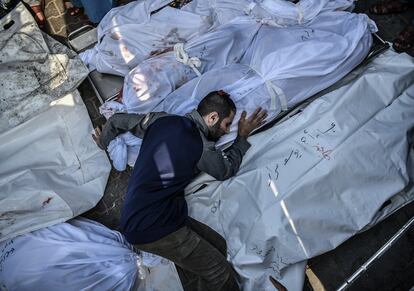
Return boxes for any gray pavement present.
[42,0,414,290]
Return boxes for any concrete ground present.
[41,0,414,290]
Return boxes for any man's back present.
[93,91,266,291]
[120,115,203,244]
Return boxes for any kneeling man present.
[94,91,267,291]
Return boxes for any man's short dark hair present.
[197,90,236,120]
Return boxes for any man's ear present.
[205,111,220,127]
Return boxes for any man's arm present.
[93,112,168,149]
[197,108,267,181]
[197,136,251,181]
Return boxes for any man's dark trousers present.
[135,217,240,291]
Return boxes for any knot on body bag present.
[135,254,148,280]
[296,2,304,24]
[244,2,256,15]
[249,66,288,112]
[174,43,202,77]
[266,81,288,111]
[244,3,287,28]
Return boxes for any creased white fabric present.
[182,0,252,25]
[80,0,357,76]
[0,4,107,242]
[246,0,355,27]
[0,91,111,242]
[0,2,89,133]
[0,218,183,291]
[184,49,414,291]
[122,17,261,113]
[107,11,373,170]
[80,1,213,76]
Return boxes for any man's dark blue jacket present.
[120,115,203,244]
[99,110,251,245]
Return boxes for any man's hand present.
[92,126,105,150]
[238,107,268,138]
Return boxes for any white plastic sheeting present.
[79,0,256,76]
[0,2,89,133]
[183,49,414,291]
[81,0,356,76]
[182,0,252,25]
[80,0,214,76]
[245,0,354,27]
[121,17,260,113]
[0,218,183,291]
[184,0,354,27]
[0,91,111,242]
[0,3,109,242]
[107,131,142,171]
[161,11,374,146]
[105,11,373,170]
